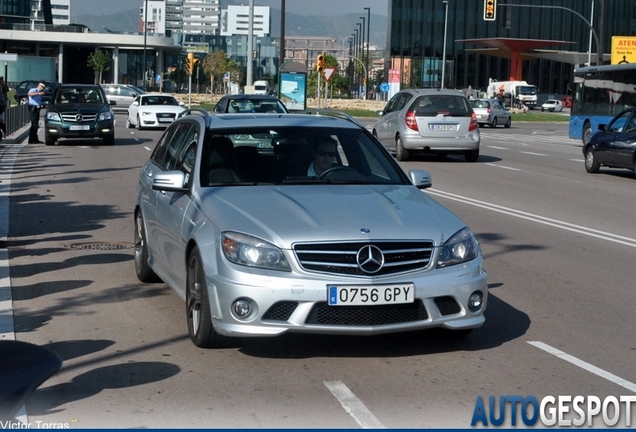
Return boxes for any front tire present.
[45,135,56,146]
[135,115,142,130]
[186,247,228,348]
[134,210,160,283]
[504,116,511,128]
[395,135,409,161]
[584,148,600,173]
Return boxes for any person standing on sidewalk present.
[27,83,45,144]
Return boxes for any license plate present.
[432,124,457,131]
[328,283,415,306]
[70,125,90,131]
[158,118,173,122]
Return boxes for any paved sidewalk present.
[1,124,30,145]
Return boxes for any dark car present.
[13,80,60,105]
[583,108,636,175]
[212,94,288,113]
[44,84,116,146]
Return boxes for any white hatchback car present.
[126,93,185,129]
[541,99,563,112]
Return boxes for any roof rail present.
[296,109,363,127]
[178,107,212,121]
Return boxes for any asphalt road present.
[1,116,636,428]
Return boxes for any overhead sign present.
[322,67,336,82]
[611,36,636,64]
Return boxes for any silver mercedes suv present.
[134,109,488,348]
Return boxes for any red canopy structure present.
[457,38,575,80]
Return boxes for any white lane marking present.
[486,146,509,150]
[427,189,636,248]
[529,341,636,393]
[485,163,521,171]
[324,380,386,429]
[144,146,153,151]
[570,158,585,162]
[520,151,549,156]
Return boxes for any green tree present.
[87,48,111,84]
[202,50,240,95]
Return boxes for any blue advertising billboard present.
[278,72,306,111]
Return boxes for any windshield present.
[518,86,537,95]
[142,95,179,106]
[200,127,410,186]
[56,87,104,104]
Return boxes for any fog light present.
[232,299,251,317]
[468,291,483,312]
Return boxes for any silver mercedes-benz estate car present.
[134,109,488,348]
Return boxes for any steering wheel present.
[317,165,364,181]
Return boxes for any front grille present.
[305,300,428,326]
[262,301,298,321]
[156,113,176,119]
[434,296,461,316]
[61,113,98,122]
[294,241,434,276]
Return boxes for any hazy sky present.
[70,0,389,17]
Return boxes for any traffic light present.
[185,52,200,75]
[185,52,194,75]
[484,0,496,21]
[316,53,325,73]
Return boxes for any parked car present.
[212,94,288,113]
[469,98,511,128]
[126,93,185,129]
[101,83,146,111]
[541,99,563,112]
[583,108,636,175]
[134,110,488,348]
[13,80,60,105]
[372,89,480,162]
[44,84,115,146]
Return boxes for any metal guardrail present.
[3,104,30,137]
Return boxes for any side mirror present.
[409,169,432,189]
[152,171,188,192]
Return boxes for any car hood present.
[196,185,466,248]
[48,103,109,112]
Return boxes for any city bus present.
[569,63,636,144]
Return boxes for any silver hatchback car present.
[373,89,481,162]
[469,98,512,128]
[134,110,488,348]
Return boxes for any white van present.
[254,80,270,95]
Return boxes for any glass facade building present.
[388,0,636,95]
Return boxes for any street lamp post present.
[359,16,365,98]
[142,0,148,90]
[441,0,449,89]
[364,7,370,100]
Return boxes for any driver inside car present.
[307,136,338,177]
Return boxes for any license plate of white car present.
[328,284,415,306]
[158,118,173,122]
[70,125,90,131]
[432,124,457,131]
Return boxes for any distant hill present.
[71,6,387,47]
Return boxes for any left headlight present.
[436,227,480,268]
[221,232,291,272]
[99,111,113,121]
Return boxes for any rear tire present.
[186,247,229,348]
[582,122,593,146]
[465,149,479,162]
[395,135,409,161]
[134,210,160,283]
[489,117,497,128]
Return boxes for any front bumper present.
[202,247,488,338]
[44,120,114,139]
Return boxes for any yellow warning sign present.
[611,36,636,64]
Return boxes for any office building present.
[387,0,635,95]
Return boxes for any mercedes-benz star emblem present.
[356,245,384,274]
[75,114,83,122]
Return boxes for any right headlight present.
[221,232,290,272]
[436,227,479,268]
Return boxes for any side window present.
[395,94,412,111]
[165,123,196,171]
[150,126,178,169]
[608,112,631,133]
[625,114,636,133]
[384,93,401,114]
